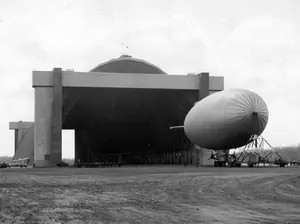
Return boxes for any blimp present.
[175,89,269,151]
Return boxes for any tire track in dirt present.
[183,173,300,224]
[1,168,300,224]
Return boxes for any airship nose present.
[247,99,268,135]
[251,111,258,120]
[249,111,263,134]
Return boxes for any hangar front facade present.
[10,55,224,167]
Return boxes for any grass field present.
[0,166,300,224]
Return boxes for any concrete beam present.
[9,121,34,130]
[32,70,224,91]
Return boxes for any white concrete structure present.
[33,71,224,91]
[11,57,225,167]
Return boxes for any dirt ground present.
[0,166,299,224]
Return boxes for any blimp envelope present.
[184,89,268,150]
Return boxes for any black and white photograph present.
[0,0,299,223]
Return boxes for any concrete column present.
[14,130,18,153]
[195,73,209,167]
[50,68,62,165]
[34,87,53,166]
[34,68,62,167]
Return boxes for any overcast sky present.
[1,0,299,158]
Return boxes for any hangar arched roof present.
[89,55,167,74]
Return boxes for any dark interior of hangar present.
[62,87,198,163]
[61,56,199,164]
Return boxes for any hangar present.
[9,55,224,167]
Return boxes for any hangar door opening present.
[62,130,74,160]
[62,87,198,164]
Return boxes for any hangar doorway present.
[62,130,74,160]
[63,87,198,164]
